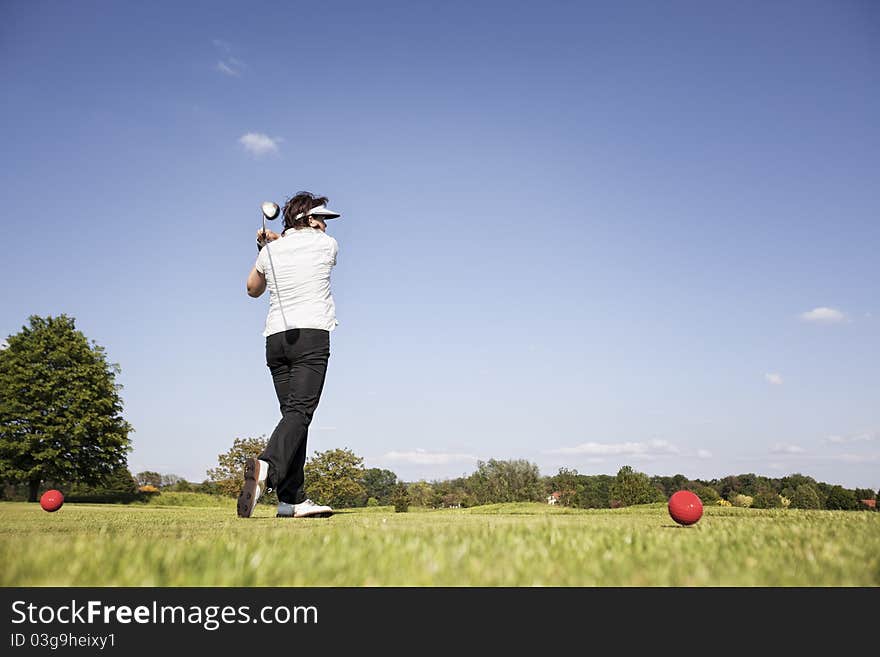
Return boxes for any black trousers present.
[259,328,330,504]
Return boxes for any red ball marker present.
[668,490,702,525]
[40,489,64,513]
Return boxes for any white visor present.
[295,204,341,220]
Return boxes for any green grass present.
[136,491,238,507]
[2,501,878,586]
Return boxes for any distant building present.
[860,499,876,509]
[547,491,561,505]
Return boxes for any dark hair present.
[282,191,329,232]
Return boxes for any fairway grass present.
[2,502,878,586]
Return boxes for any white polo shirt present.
[254,227,339,337]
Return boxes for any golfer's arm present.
[247,267,266,297]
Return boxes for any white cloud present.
[764,373,783,385]
[799,307,846,323]
[547,439,679,458]
[829,453,879,464]
[217,60,242,77]
[824,432,876,444]
[770,443,805,454]
[381,449,478,465]
[239,132,280,156]
[697,449,712,459]
[212,40,245,76]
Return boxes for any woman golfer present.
[238,191,341,518]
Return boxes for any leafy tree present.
[160,474,185,488]
[0,315,133,501]
[433,477,474,507]
[671,474,690,493]
[790,484,821,509]
[610,465,662,507]
[650,474,694,499]
[854,488,874,503]
[169,479,193,492]
[408,481,437,507]
[360,468,398,505]
[206,435,276,504]
[439,490,467,507]
[136,471,162,488]
[780,473,819,491]
[194,479,220,495]
[716,475,742,500]
[580,475,614,508]
[695,486,720,505]
[366,496,380,507]
[730,494,753,508]
[304,447,366,508]
[391,483,410,513]
[752,489,783,509]
[467,459,543,505]
[548,468,584,507]
[824,485,859,510]
[735,473,768,497]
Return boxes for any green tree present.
[694,485,720,505]
[854,488,874,504]
[136,471,162,488]
[360,468,398,505]
[304,447,366,508]
[581,475,614,508]
[0,315,133,501]
[790,484,821,509]
[170,479,193,492]
[610,465,662,507]
[408,480,437,507]
[716,475,742,500]
[391,483,410,513]
[434,477,474,507]
[752,489,783,509]
[206,436,276,504]
[736,473,765,497]
[467,459,543,505]
[780,473,819,490]
[548,468,584,507]
[824,485,859,510]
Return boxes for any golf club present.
[258,201,289,329]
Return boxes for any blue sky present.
[2,1,878,489]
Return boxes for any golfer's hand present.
[257,229,280,243]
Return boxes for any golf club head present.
[261,201,280,221]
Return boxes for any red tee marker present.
[668,490,702,525]
[40,489,64,513]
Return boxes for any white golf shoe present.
[293,499,333,518]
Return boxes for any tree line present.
[1,315,876,511]
[202,439,878,512]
